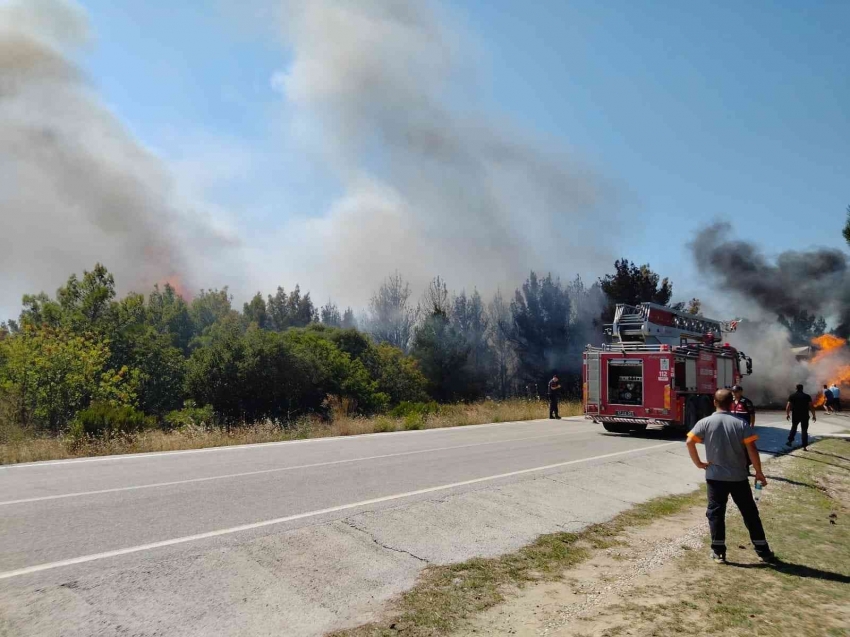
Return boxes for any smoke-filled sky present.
[1,0,848,321]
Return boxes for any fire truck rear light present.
[660,344,670,351]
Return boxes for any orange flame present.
[811,334,846,363]
[162,275,191,301]
[810,334,850,407]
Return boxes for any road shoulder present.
[346,438,850,637]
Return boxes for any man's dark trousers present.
[706,479,770,557]
[549,395,559,419]
[789,417,809,448]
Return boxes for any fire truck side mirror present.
[746,357,752,375]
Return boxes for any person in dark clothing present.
[547,374,561,419]
[786,384,816,451]
[687,389,773,564]
[822,384,834,414]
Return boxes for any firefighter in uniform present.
[730,385,755,428]
[731,384,756,473]
[548,374,561,419]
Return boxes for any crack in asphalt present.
[342,519,430,563]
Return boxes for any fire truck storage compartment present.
[716,357,734,389]
[684,358,697,390]
[608,359,643,406]
[586,351,601,404]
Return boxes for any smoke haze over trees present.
[0,0,241,314]
[1,258,685,437]
[0,0,624,323]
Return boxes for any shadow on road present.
[600,428,687,441]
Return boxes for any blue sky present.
[72,0,849,311]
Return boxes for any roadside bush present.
[390,401,440,419]
[163,401,216,431]
[402,412,425,430]
[372,416,396,433]
[70,402,154,439]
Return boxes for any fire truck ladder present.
[611,303,737,346]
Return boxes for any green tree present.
[411,277,470,402]
[243,293,270,330]
[0,326,138,433]
[509,272,572,392]
[126,329,186,417]
[184,315,245,424]
[190,288,234,336]
[283,329,386,415]
[598,259,673,323]
[320,301,342,327]
[373,343,429,404]
[778,310,828,346]
[342,307,357,330]
[55,263,118,333]
[451,289,490,399]
[18,292,64,329]
[366,272,417,352]
[267,285,316,330]
[487,291,517,399]
[147,283,194,352]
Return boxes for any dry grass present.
[0,398,581,465]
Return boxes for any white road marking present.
[0,441,678,581]
[0,430,590,506]
[2,418,592,468]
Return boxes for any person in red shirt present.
[730,385,756,428]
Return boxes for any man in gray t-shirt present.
[687,389,774,564]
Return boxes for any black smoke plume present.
[691,223,850,335]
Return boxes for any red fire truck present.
[583,303,752,433]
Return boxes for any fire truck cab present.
[583,303,752,433]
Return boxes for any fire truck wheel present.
[602,423,632,434]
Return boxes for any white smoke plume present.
[267,0,619,307]
[0,0,239,317]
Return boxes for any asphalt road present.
[1,414,843,636]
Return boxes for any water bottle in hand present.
[754,480,763,503]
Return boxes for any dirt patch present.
[461,509,707,636]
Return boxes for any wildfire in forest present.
[810,334,850,407]
[810,334,846,363]
[162,275,191,300]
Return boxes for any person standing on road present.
[822,384,834,415]
[686,389,774,564]
[547,373,561,419]
[786,384,816,451]
[829,383,841,411]
[730,385,756,427]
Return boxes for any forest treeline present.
[0,260,687,438]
